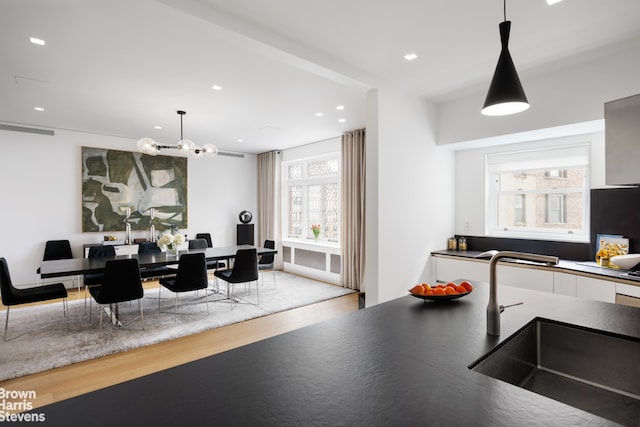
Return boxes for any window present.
[486,144,590,241]
[283,154,340,243]
[546,194,567,224]
[514,194,526,223]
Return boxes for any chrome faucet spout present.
[487,251,559,336]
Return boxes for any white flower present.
[157,232,173,247]
[157,231,184,249]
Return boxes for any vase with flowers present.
[157,231,184,255]
[311,224,321,242]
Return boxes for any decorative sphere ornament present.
[239,210,252,224]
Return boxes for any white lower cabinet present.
[616,282,640,298]
[553,272,577,297]
[435,257,489,283]
[434,255,624,305]
[553,272,616,303]
[575,276,616,303]
[496,264,554,293]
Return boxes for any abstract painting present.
[82,147,187,232]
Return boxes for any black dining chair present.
[84,245,116,317]
[158,253,209,320]
[88,258,144,332]
[189,238,223,272]
[37,240,78,290]
[194,233,226,269]
[84,245,116,286]
[138,242,175,279]
[195,233,213,248]
[258,240,276,289]
[214,248,259,305]
[1,257,68,341]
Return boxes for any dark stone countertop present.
[432,249,640,286]
[34,282,639,426]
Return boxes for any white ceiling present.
[2,0,640,154]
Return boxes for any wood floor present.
[0,280,360,410]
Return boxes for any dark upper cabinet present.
[605,93,640,185]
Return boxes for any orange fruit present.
[444,286,456,295]
[446,282,457,289]
[455,285,467,294]
[410,285,424,295]
[460,281,473,292]
[425,290,435,295]
[421,283,431,293]
[436,284,444,289]
[433,287,446,295]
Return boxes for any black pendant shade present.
[482,20,529,116]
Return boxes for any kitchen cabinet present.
[605,93,640,185]
[616,294,640,308]
[495,264,554,293]
[435,256,554,292]
[616,282,640,298]
[575,276,616,303]
[616,282,640,308]
[433,254,624,305]
[553,272,577,297]
[435,257,488,283]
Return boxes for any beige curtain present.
[341,129,366,290]
[257,150,283,270]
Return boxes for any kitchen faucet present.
[487,251,559,336]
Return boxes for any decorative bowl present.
[408,281,473,302]
[611,253,640,270]
[409,291,471,301]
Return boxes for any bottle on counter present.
[596,247,609,267]
[458,236,467,251]
[447,237,457,250]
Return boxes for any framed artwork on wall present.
[81,146,188,232]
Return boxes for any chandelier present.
[137,110,218,158]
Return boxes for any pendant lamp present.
[137,110,218,158]
[481,0,529,116]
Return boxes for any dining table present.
[38,244,276,279]
[39,244,277,326]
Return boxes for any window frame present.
[282,153,341,244]
[485,143,590,242]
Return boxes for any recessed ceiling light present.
[154,125,162,130]
[30,37,45,46]
[338,118,346,123]
[34,106,44,111]
[211,85,223,91]
[315,113,324,117]
[336,105,345,111]
[546,0,562,4]
[404,53,418,61]
[237,139,244,143]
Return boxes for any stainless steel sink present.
[469,318,640,426]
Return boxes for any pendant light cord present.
[503,0,507,22]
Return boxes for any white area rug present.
[0,272,354,381]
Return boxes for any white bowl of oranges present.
[409,281,473,301]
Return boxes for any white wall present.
[454,132,606,238]
[437,41,640,145]
[0,127,257,286]
[365,88,455,306]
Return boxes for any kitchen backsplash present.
[590,187,640,256]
